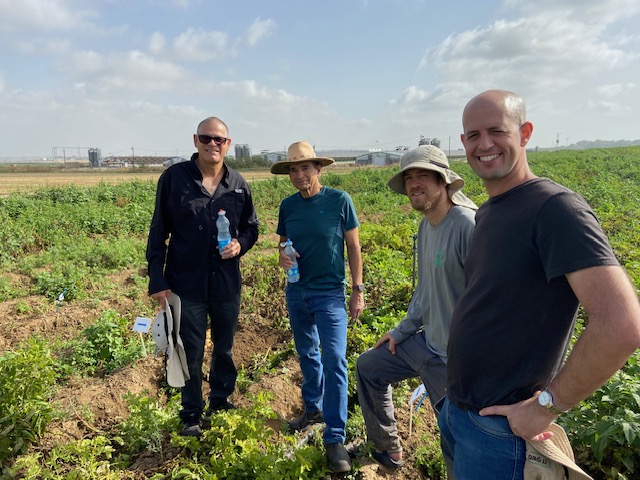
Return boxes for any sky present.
[1,0,639,160]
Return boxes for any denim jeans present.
[438,397,526,480]
[356,331,447,453]
[178,295,240,423]
[286,285,348,444]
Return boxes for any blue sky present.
[1,0,639,159]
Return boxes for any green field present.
[1,146,639,479]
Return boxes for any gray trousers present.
[356,331,447,453]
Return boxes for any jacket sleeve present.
[146,174,171,295]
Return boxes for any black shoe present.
[180,421,202,437]
[326,443,352,473]
[287,410,324,432]
[372,450,404,469]
[208,399,236,413]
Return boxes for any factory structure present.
[47,135,444,168]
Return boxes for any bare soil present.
[1,269,438,479]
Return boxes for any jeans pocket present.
[467,411,515,440]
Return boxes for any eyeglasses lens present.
[198,135,227,146]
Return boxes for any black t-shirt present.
[447,178,619,411]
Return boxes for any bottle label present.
[218,238,231,249]
[287,266,299,277]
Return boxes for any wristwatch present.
[538,389,568,415]
[354,284,365,292]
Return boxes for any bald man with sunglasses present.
[147,116,259,437]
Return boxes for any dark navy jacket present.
[146,154,259,301]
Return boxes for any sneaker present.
[326,443,352,473]
[287,410,324,432]
[180,421,202,437]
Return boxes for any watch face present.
[538,390,551,406]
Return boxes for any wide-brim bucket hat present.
[152,293,190,388]
[270,141,335,175]
[524,423,593,480]
[388,145,477,210]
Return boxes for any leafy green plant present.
[58,309,146,377]
[561,353,640,479]
[414,426,447,480]
[0,338,57,464]
[171,392,329,479]
[115,392,176,457]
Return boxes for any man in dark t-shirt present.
[438,90,640,479]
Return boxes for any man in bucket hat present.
[438,89,640,478]
[356,144,476,474]
[272,141,364,473]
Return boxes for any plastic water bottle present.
[216,209,231,250]
[284,239,300,283]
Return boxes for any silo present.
[88,148,103,167]
[234,144,252,161]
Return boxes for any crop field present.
[0,147,639,479]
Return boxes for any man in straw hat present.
[271,141,365,473]
[438,89,640,479]
[147,116,259,437]
[356,144,476,473]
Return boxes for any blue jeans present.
[438,397,526,480]
[178,295,240,423]
[286,285,348,444]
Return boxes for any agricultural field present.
[0,147,639,479]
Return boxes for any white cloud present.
[173,27,231,61]
[587,99,630,115]
[165,19,275,62]
[12,38,71,55]
[64,50,187,92]
[0,0,96,32]
[149,32,166,55]
[504,0,640,25]
[596,83,636,97]
[244,18,276,47]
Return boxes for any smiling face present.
[288,161,322,197]
[193,118,230,169]
[461,90,534,196]
[403,168,445,214]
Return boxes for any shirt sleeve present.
[390,287,424,343]
[146,172,171,295]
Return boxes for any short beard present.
[411,189,443,214]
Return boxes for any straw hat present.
[152,293,190,387]
[524,423,593,480]
[388,145,477,210]
[270,141,335,174]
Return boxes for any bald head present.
[197,116,229,135]
[463,90,526,129]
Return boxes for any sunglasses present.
[197,134,228,146]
